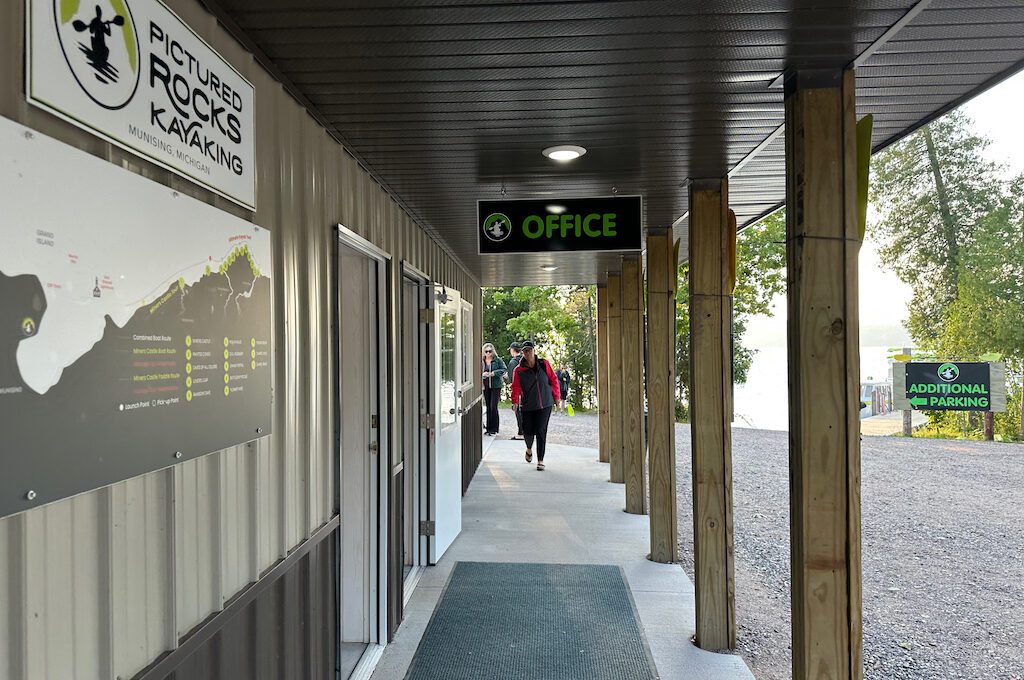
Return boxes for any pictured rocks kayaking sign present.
[896,362,1007,412]
[27,0,256,209]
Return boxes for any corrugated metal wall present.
[0,1,480,678]
[161,526,339,680]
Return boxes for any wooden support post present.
[647,230,678,563]
[688,177,735,650]
[784,68,863,680]
[606,273,625,484]
[621,255,647,514]
[902,347,913,437]
[597,284,611,463]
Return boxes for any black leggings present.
[484,386,500,433]
[521,406,552,461]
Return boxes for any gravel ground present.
[496,407,1024,680]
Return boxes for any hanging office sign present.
[896,362,1006,412]
[478,196,643,254]
[0,117,272,519]
[27,0,256,209]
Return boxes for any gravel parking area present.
[498,408,1024,680]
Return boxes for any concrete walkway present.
[371,439,753,680]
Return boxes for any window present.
[461,302,473,389]
[440,311,457,426]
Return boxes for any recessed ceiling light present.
[546,204,566,214]
[542,145,587,162]
[540,264,558,272]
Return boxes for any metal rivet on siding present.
[174,451,183,459]
[25,490,37,500]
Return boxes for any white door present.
[430,286,462,561]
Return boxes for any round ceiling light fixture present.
[546,204,567,214]
[540,264,559,272]
[542,145,587,162]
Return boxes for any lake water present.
[732,345,895,431]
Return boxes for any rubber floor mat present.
[404,562,657,679]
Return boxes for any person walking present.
[504,341,525,440]
[510,341,560,471]
[481,343,506,436]
[555,364,571,412]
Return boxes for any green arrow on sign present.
[909,396,929,408]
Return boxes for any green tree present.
[870,110,1004,345]
[483,285,598,409]
[872,112,1024,439]
[935,178,1024,438]
[482,287,531,361]
[674,209,787,418]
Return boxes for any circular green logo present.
[937,363,959,382]
[482,213,512,243]
[54,0,141,110]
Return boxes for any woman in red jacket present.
[510,340,560,471]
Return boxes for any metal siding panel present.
[0,1,479,678]
[70,493,112,679]
[0,515,23,680]
[110,473,174,678]
[174,456,222,639]
[220,445,255,603]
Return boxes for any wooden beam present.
[606,273,625,484]
[688,177,736,651]
[784,68,863,680]
[647,230,678,563]
[596,284,611,464]
[621,255,647,515]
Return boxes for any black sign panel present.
[904,362,991,411]
[0,121,272,519]
[478,196,643,254]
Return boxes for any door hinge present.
[420,414,434,429]
[419,520,435,536]
[419,309,433,323]
[370,414,379,429]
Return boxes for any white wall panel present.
[0,0,480,677]
[109,474,175,678]
[174,457,222,638]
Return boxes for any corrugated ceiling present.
[208,0,1024,285]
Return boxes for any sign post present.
[901,348,917,438]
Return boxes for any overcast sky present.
[744,69,1024,349]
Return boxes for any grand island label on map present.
[0,117,271,518]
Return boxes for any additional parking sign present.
[895,362,1006,412]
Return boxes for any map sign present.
[0,117,271,519]
[898,362,1006,412]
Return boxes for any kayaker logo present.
[53,1,140,110]
[482,213,512,243]
[937,363,959,382]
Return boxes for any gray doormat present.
[404,562,657,680]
